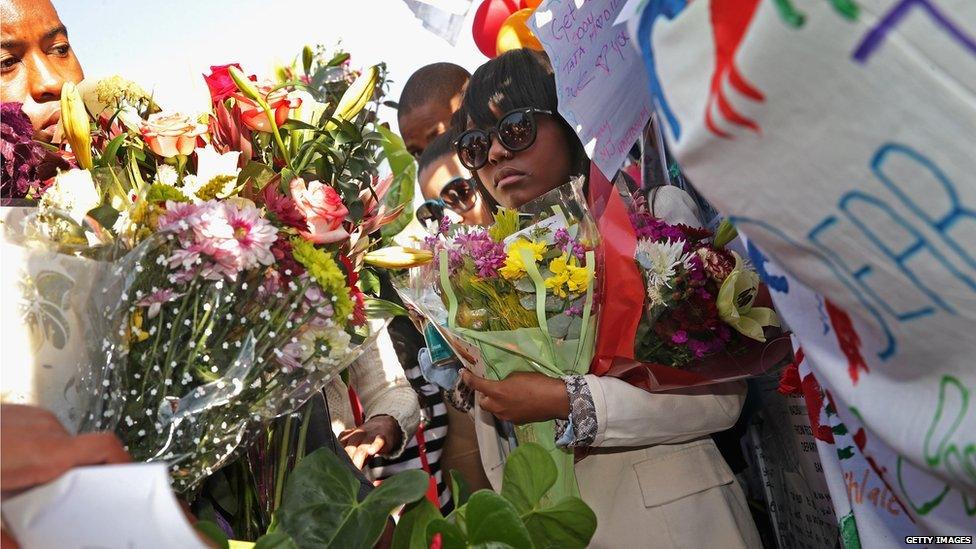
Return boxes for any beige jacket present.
[325,326,421,458]
[473,186,761,547]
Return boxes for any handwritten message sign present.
[629,0,976,540]
[530,0,652,179]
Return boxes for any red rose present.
[204,64,256,102]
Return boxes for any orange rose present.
[289,178,349,244]
[140,112,208,158]
[234,84,301,133]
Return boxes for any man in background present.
[0,0,83,142]
[397,62,469,158]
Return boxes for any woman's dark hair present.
[458,49,589,177]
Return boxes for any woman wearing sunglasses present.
[454,49,760,548]
[415,130,494,227]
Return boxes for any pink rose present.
[289,178,350,244]
[234,84,301,133]
[140,112,208,158]
[204,63,255,102]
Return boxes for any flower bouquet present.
[587,168,791,392]
[393,177,599,504]
[5,44,409,495]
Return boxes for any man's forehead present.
[0,0,64,40]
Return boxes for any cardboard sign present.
[531,0,653,179]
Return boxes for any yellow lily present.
[327,65,378,130]
[364,246,433,269]
[717,252,779,341]
[60,82,92,169]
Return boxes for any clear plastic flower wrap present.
[20,196,373,494]
[395,177,601,504]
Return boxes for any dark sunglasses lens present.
[441,178,476,213]
[457,131,490,170]
[498,111,536,151]
[416,201,444,224]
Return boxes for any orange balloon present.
[519,0,542,8]
[472,0,520,58]
[496,8,544,55]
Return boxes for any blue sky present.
[56,0,486,130]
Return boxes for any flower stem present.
[272,414,293,513]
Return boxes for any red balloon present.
[519,0,542,9]
[472,0,520,58]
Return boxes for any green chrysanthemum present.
[290,237,353,326]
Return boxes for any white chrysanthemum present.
[40,168,100,224]
[112,206,132,234]
[155,164,178,186]
[634,238,694,291]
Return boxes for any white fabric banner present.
[627,0,976,543]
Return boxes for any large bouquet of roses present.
[389,178,599,504]
[8,45,410,494]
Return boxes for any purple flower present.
[565,303,584,317]
[671,330,688,344]
[687,338,710,359]
[456,229,505,278]
[1,102,69,201]
[554,227,585,260]
[137,289,185,318]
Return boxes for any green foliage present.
[377,124,416,240]
[254,532,299,549]
[393,443,597,549]
[392,499,442,549]
[449,469,472,507]
[194,521,230,549]
[274,448,429,548]
[488,209,520,242]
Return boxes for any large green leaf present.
[194,521,229,549]
[449,469,472,507]
[276,448,429,548]
[377,124,415,239]
[500,443,557,515]
[254,532,299,549]
[464,491,533,548]
[391,499,442,549]
[522,498,596,549]
[425,519,467,549]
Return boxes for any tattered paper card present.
[1,463,206,549]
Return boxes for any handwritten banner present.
[627,0,976,542]
[530,0,652,179]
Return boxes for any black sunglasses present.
[454,108,552,171]
[415,176,480,225]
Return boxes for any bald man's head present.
[397,62,469,158]
[1,0,83,141]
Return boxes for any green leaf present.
[326,52,351,68]
[277,448,429,548]
[238,161,275,191]
[426,519,467,549]
[392,499,442,549]
[194,521,229,549]
[254,532,298,549]
[376,125,416,239]
[279,119,319,132]
[465,491,533,548]
[500,443,557,515]
[359,268,381,295]
[145,183,189,203]
[449,469,472,507]
[522,498,596,549]
[302,45,314,75]
[96,134,127,168]
[87,204,119,233]
[364,297,408,320]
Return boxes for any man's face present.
[1,0,83,142]
[419,154,490,226]
[399,93,461,158]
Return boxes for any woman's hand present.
[338,415,402,470]
[0,404,130,493]
[460,370,569,425]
